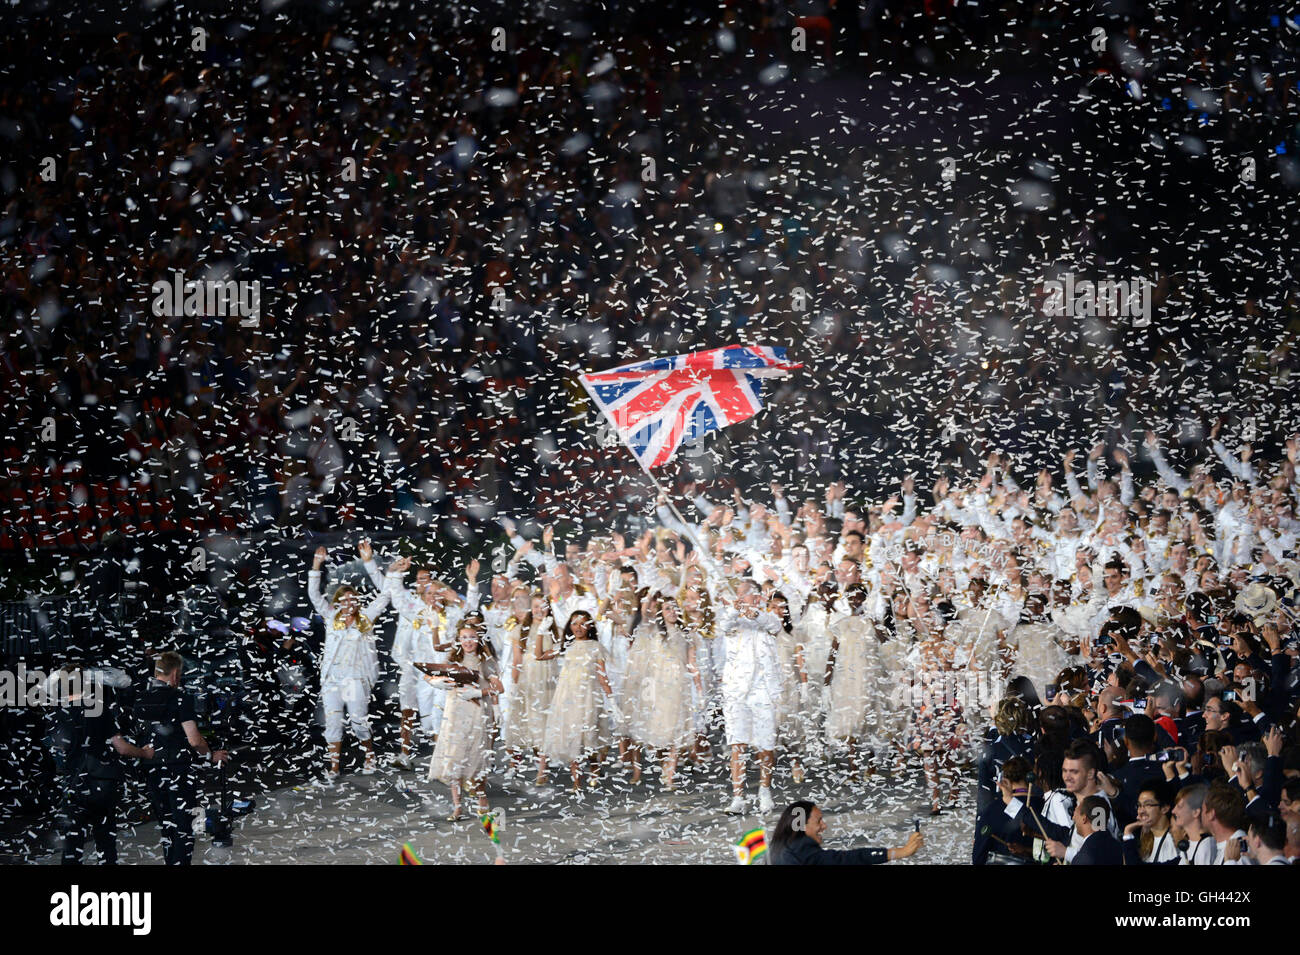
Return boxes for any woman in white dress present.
[596,577,638,767]
[677,580,718,765]
[503,589,559,784]
[768,591,809,784]
[901,590,964,814]
[873,587,913,776]
[1006,591,1072,702]
[307,546,394,778]
[794,581,837,733]
[621,588,660,784]
[427,613,503,821]
[632,594,701,790]
[824,584,876,778]
[540,610,614,792]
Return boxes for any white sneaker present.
[391,753,413,770]
[361,758,377,776]
[724,794,746,815]
[757,787,775,813]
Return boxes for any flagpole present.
[578,375,735,598]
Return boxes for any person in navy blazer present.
[1070,795,1124,865]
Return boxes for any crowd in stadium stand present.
[3,6,1296,574]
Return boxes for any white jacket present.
[718,607,782,704]
[308,569,389,685]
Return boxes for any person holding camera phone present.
[974,757,1035,864]
[769,800,924,865]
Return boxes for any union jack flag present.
[578,345,801,469]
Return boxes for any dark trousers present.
[145,768,196,865]
[58,778,120,865]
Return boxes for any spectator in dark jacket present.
[1071,795,1124,865]
[974,756,1035,864]
[976,697,1035,812]
[768,801,924,865]
[1107,714,1169,825]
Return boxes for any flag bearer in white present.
[718,576,783,815]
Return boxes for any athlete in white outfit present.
[717,576,783,815]
[307,546,395,779]
[372,550,481,769]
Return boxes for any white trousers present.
[398,666,446,737]
[722,692,775,751]
[322,679,372,743]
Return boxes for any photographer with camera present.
[45,665,153,864]
[134,651,229,865]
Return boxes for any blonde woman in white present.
[307,546,394,779]
[383,554,481,767]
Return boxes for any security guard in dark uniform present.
[45,666,152,864]
[134,652,228,864]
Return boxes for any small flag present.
[399,842,422,866]
[735,827,767,865]
[479,811,500,845]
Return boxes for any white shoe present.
[757,787,775,813]
[391,753,413,770]
[361,758,377,776]
[724,795,746,815]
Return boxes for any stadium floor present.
[28,754,975,865]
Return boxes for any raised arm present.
[384,557,419,614]
[463,559,481,612]
[1209,418,1256,482]
[364,558,406,621]
[1143,431,1191,495]
[1063,449,1086,503]
[358,539,386,591]
[1085,442,1104,490]
[900,475,917,527]
[1113,449,1135,506]
[307,547,332,617]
